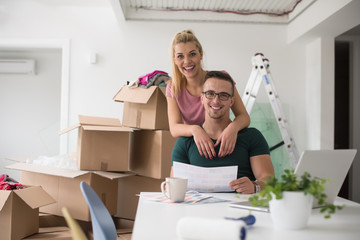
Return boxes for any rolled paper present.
[177,217,247,240]
[225,215,256,226]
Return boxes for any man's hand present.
[192,126,216,159]
[229,177,254,194]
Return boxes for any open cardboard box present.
[130,129,176,179]
[59,115,133,171]
[113,85,169,130]
[6,162,134,222]
[0,185,55,240]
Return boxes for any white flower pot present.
[269,191,313,230]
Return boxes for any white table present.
[132,192,360,240]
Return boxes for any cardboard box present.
[113,217,134,232]
[60,115,133,171]
[39,214,133,239]
[23,227,72,240]
[39,213,67,228]
[0,185,55,240]
[113,85,169,130]
[6,163,134,222]
[39,213,92,234]
[130,130,177,179]
[116,175,163,220]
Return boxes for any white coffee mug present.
[160,177,188,202]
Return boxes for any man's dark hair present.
[203,71,234,95]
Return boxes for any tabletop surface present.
[132,192,360,240]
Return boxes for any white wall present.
[0,49,61,179]
[305,36,338,149]
[305,38,321,150]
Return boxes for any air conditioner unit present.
[0,59,36,74]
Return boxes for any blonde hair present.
[170,30,203,96]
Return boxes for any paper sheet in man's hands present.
[173,162,238,192]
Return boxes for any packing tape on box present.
[176,217,247,240]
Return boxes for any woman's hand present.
[192,126,216,159]
[229,177,254,194]
[215,122,237,157]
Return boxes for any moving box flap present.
[59,115,122,135]
[93,171,135,180]
[14,186,56,209]
[6,163,135,180]
[113,85,159,104]
[78,115,122,127]
[159,86,166,96]
[5,157,27,162]
[0,190,12,211]
[58,123,81,135]
[81,125,133,132]
[6,163,89,178]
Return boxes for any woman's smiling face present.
[173,42,203,79]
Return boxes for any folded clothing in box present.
[0,173,23,190]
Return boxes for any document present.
[173,162,238,192]
[140,192,228,205]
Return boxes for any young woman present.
[166,29,250,159]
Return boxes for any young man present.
[170,71,274,194]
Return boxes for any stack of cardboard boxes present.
[113,85,177,219]
[3,84,177,239]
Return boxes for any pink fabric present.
[0,174,23,190]
[138,70,168,86]
[0,182,23,190]
[166,82,205,125]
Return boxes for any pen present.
[192,195,213,204]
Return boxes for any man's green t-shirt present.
[171,127,270,180]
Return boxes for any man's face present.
[201,78,234,120]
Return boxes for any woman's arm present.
[167,96,216,159]
[215,86,250,157]
[167,96,196,137]
[230,86,251,131]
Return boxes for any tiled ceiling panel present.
[110,0,316,24]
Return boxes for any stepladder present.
[242,53,299,168]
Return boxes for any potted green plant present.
[249,169,343,230]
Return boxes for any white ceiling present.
[110,0,317,24]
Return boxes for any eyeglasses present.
[202,91,233,101]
